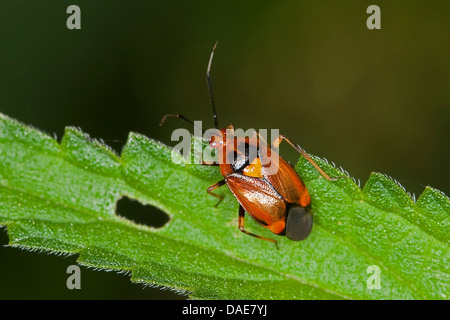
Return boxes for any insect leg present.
[238,205,278,248]
[272,135,345,181]
[207,179,225,207]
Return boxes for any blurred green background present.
[0,1,449,299]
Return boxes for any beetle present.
[161,42,343,246]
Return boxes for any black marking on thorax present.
[227,140,260,173]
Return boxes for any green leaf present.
[0,112,448,299]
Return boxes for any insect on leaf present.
[0,112,448,299]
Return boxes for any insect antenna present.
[159,113,205,134]
[206,41,219,129]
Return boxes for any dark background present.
[0,1,449,299]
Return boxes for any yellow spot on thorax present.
[243,157,263,178]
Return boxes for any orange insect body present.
[207,125,314,243]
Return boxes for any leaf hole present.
[116,196,170,228]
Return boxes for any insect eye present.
[209,135,220,148]
[285,206,313,241]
